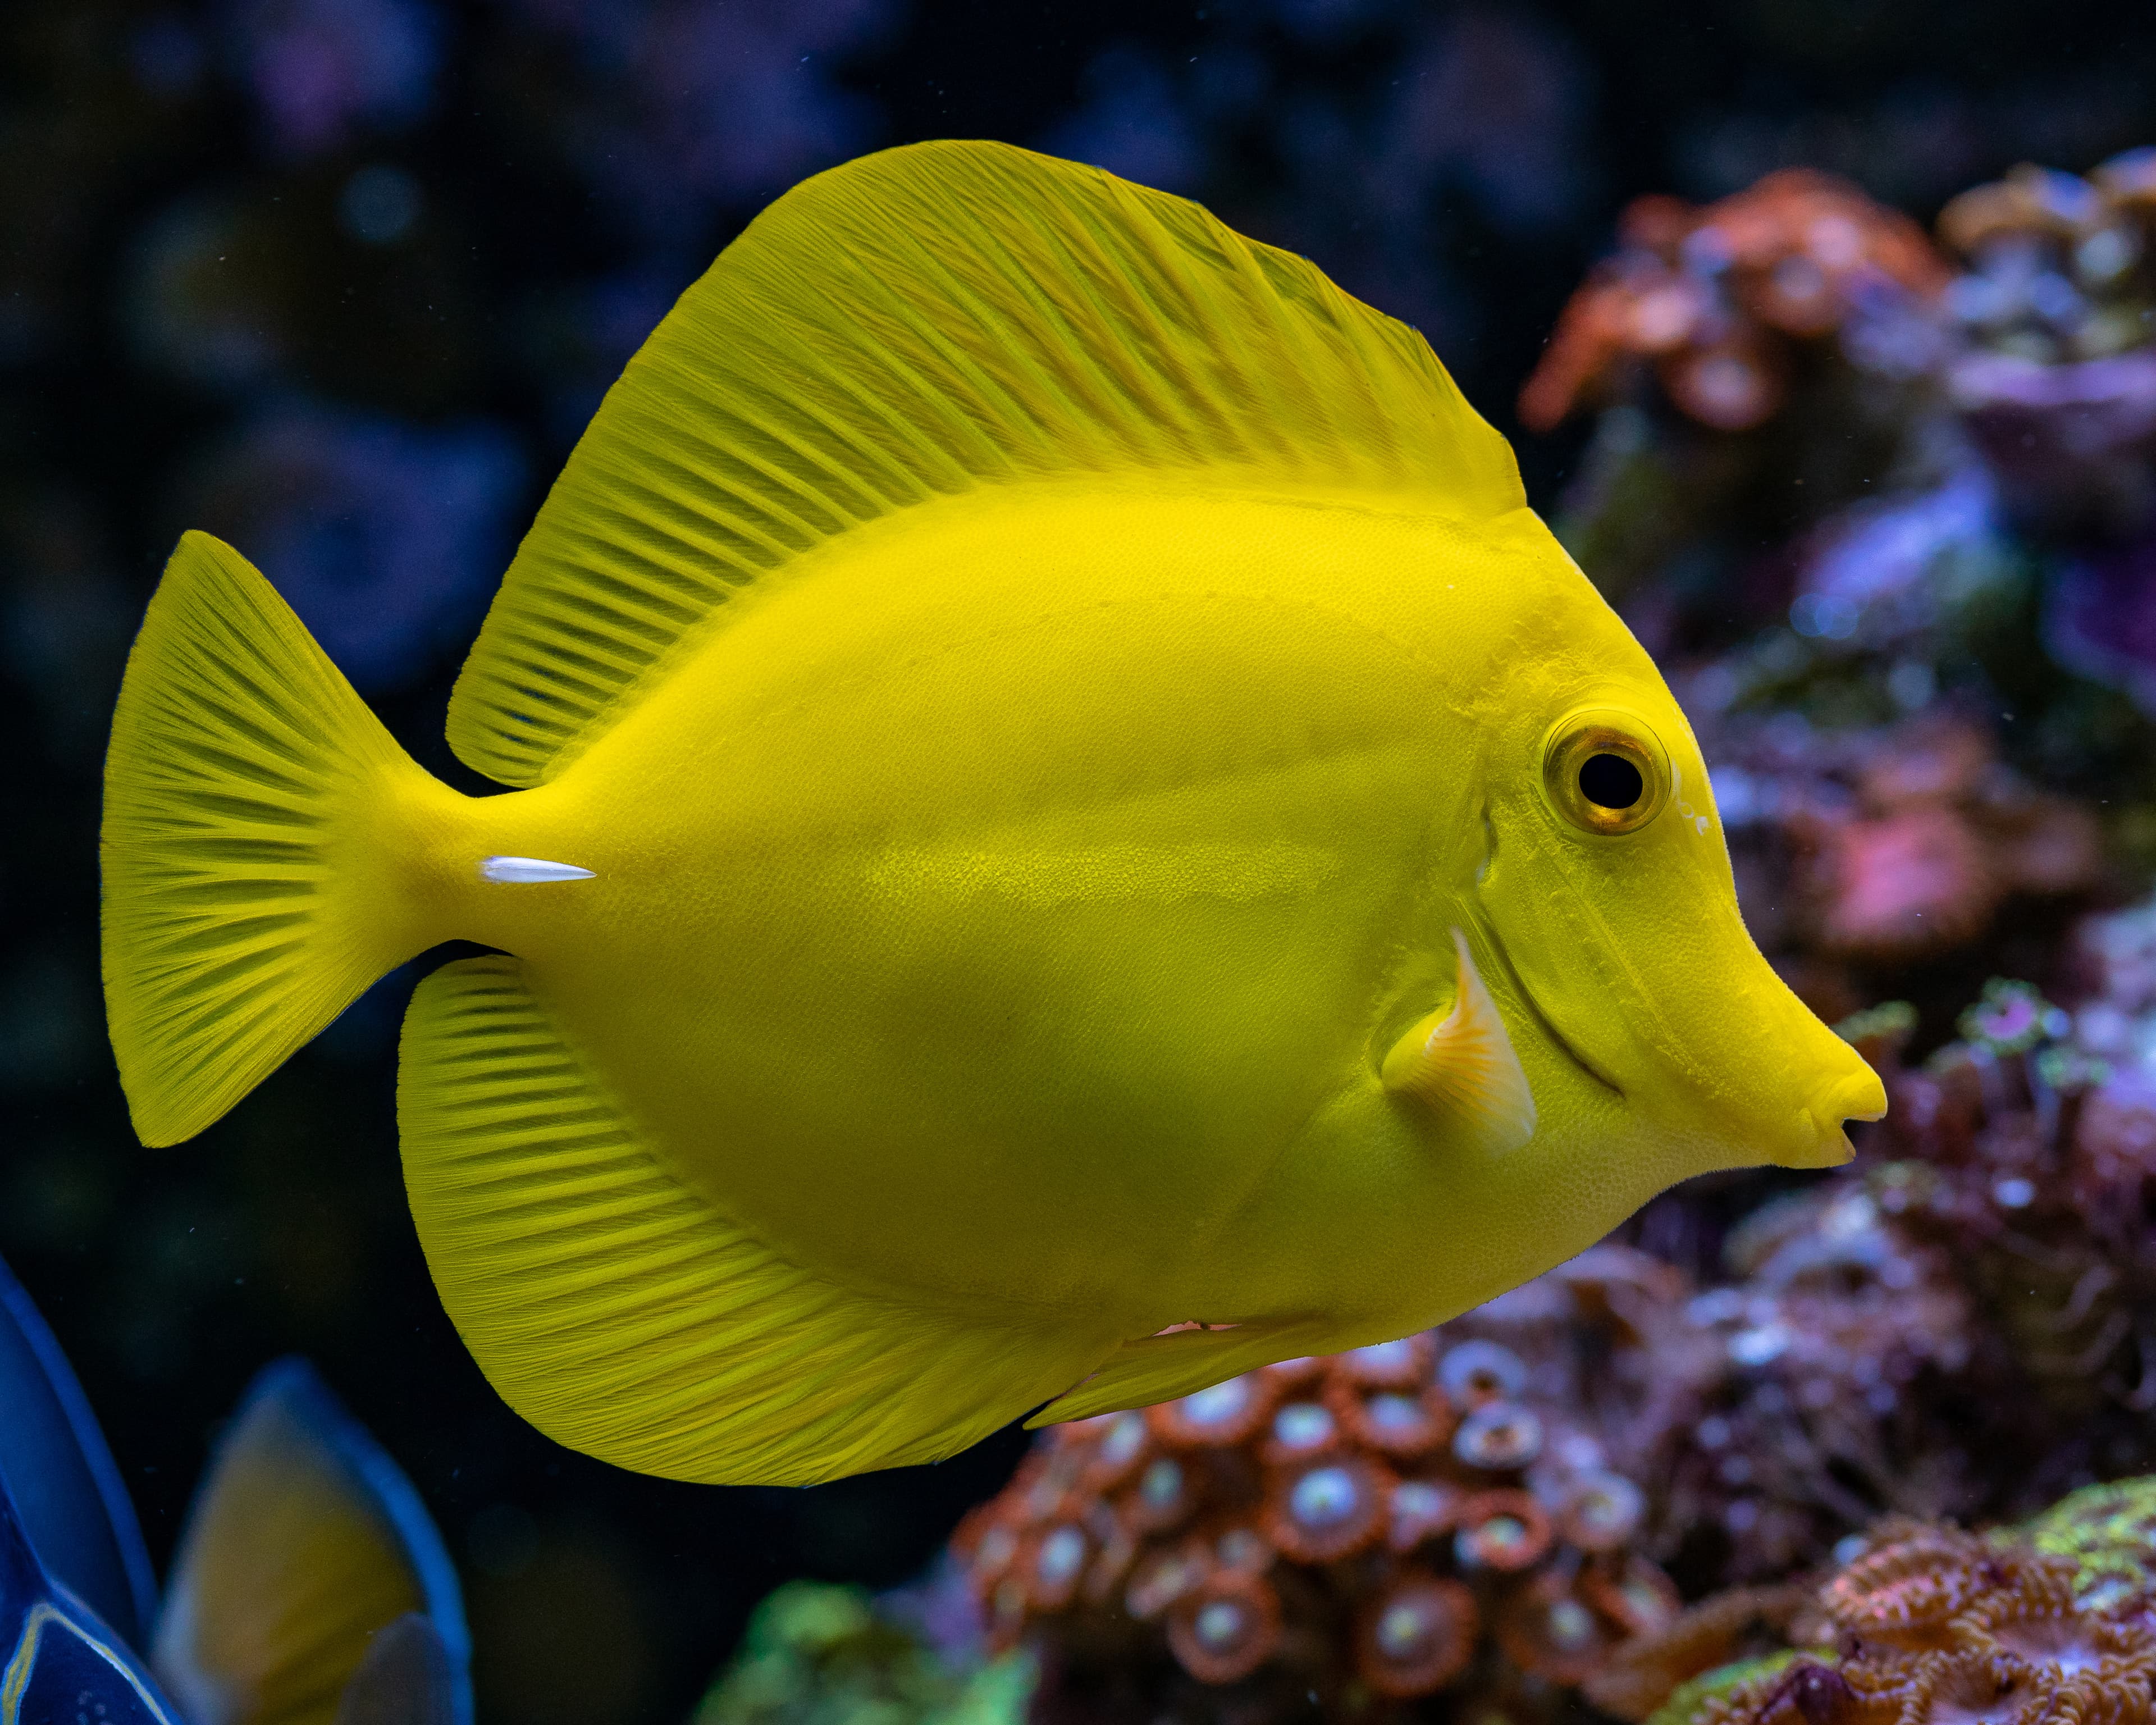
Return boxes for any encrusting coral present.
[1604,923,2156,1580]
[1596,1508,2156,1725]
[1934,150,2156,541]
[1857,933,2156,1442]
[952,1329,1681,1721]
[2021,1479,2156,1614]
[1443,1214,1998,1591]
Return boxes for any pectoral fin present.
[1380,929,1536,1154]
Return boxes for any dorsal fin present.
[447,140,1525,786]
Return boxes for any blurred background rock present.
[3,4,2155,1724]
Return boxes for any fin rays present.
[446,141,1522,786]
[398,956,1115,1484]
[102,533,435,1145]
[1029,1318,1340,1425]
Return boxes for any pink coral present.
[1703,711,2101,972]
[1519,170,1948,433]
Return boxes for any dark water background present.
[2,3,2154,1722]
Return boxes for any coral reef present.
[1530,148,2156,916]
[1936,152,2156,540]
[1860,921,2156,1437]
[1598,1507,2156,1725]
[2021,1478,2156,1613]
[952,1331,1680,1721]
[15,0,2156,1715]
[1518,170,1948,436]
[1519,172,1953,615]
[1443,1220,2004,1591]
[1477,912,2156,1589]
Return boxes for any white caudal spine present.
[479,856,596,884]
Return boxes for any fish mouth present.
[1474,915,1627,1100]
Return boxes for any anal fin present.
[1025,1317,1337,1426]
[1380,929,1536,1154]
[398,956,1112,1486]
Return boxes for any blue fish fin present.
[152,1361,472,1725]
[1024,1318,1340,1426]
[0,1251,159,1649]
[444,139,1524,790]
[397,955,1116,1485]
[332,1615,458,1725]
[0,1471,186,1725]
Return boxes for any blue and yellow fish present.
[101,142,1885,1489]
[0,1252,469,1725]
[152,1361,472,1725]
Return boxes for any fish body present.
[0,1253,176,1725]
[102,143,1883,1486]
[408,490,1592,1320]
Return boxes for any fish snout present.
[1778,1064,1889,1170]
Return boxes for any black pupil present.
[1578,752,1644,811]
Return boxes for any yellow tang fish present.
[101,142,1885,1487]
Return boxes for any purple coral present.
[2047,537,2156,718]
[499,0,894,239]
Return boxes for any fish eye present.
[1577,752,1643,810]
[1541,708,1670,836]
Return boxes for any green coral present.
[1644,1652,1805,1725]
[2018,1477,2156,1612]
[1834,1001,1919,1069]
[696,1582,1033,1725]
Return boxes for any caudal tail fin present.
[103,532,450,1146]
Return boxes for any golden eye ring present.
[1541,708,1671,836]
